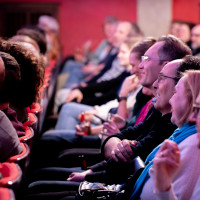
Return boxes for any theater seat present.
[19,126,34,147]
[58,148,102,168]
[23,113,38,134]
[0,187,15,200]
[7,143,30,171]
[0,162,22,190]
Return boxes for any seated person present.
[0,51,25,136]
[0,38,44,123]
[152,71,200,199]
[0,110,22,162]
[54,21,143,111]
[28,38,155,170]
[136,70,200,200]
[27,56,200,200]
[55,37,156,131]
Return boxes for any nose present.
[153,79,158,90]
[138,61,143,69]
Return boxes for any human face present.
[139,42,166,90]
[129,52,141,77]
[112,22,131,47]
[178,24,191,43]
[153,60,180,115]
[104,23,117,44]
[170,22,180,37]
[189,93,200,147]
[117,43,131,67]
[191,25,200,49]
[169,77,188,127]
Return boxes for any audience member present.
[54,21,142,111]
[0,39,44,122]
[38,15,61,61]
[0,51,25,136]
[0,54,22,162]
[137,69,200,200]
[190,24,200,56]
[29,38,155,170]
[25,38,194,200]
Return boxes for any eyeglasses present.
[158,73,179,83]
[141,55,167,63]
[192,103,200,117]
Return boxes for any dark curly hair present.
[0,38,44,107]
[0,51,21,103]
[17,27,47,55]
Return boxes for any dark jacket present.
[85,107,177,184]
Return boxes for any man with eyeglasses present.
[103,35,192,163]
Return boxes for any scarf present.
[129,123,197,200]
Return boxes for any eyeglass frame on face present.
[157,73,179,83]
[192,103,200,118]
[141,55,168,63]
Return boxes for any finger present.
[118,142,132,161]
[114,147,128,162]
[111,150,119,162]
[130,140,138,146]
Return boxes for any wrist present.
[117,96,127,102]
[155,183,172,193]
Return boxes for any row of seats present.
[0,59,60,200]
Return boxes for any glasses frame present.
[192,103,200,117]
[193,103,200,109]
[158,73,179,83]
[141,55,168,63]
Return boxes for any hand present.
[67,169,93,182]
[110,114,126,130]
[119,75,140,97]
[82,64,96,74]
[111,139,137,162]
[75,122,91,136]
[153,140,180,192]
[66,89,83,103]
[82,40,92,54]
[74,48,84,62]
[102,120,120,136]
[78,110,98,122]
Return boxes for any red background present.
[0,0,199,57]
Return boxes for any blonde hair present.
[179,70,200,126]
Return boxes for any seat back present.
[0,162,22,190]
[7,143,30,171]
[0,187,15,200]
[19,126,34,147]
[23,113,38,135]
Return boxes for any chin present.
[170,117,176,125]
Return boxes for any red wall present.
[0,0,136,57]
[172,0,200,23]
[0,0,199,57]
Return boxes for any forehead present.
[129,52,139,62]
[145,41,163,56]
[117,22,130,33]
[192,25,200,33]
[120,43,129,50]
[161,60,181,76]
